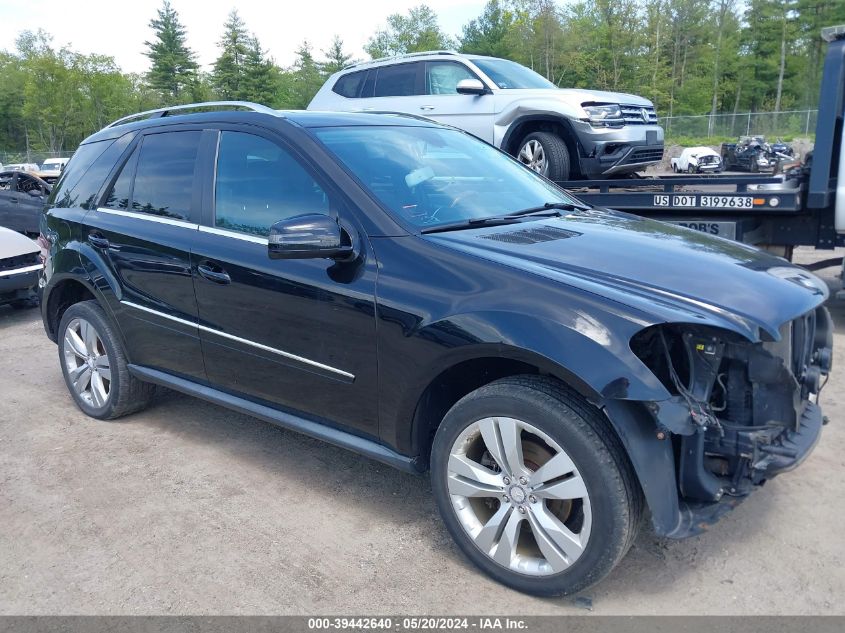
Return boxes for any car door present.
[0,172,18,231]
[12,173,48,233]
[190,126,380,438]
[417,61,495,143]
[86,128,207,381]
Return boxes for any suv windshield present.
[469,58,556,90]
[313,125,579,229]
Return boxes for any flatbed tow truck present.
[556,25,845,296]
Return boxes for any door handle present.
[419,105,435,111]
[88,232,110,249]
[197,262,231,284]
[9,197,18,204]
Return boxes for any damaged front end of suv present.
[627,303,833,537]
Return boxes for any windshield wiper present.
[420,202,587,235]
[508,201,590,216]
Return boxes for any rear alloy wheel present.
[63,316,112,408]
[58,300,155,420]
[516,132,571,181]
[431,376,642,596]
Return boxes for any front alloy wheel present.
[431,377,642,596]
[447,416,591,576]
[518,139,548,175]
[515,132,571,181]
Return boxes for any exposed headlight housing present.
[583,104,623,126]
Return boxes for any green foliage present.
[365,4,456,58]
[460,0,515,58]
[144,0,198,101]
[286,42,326,109]
[212,9,250,100]
[2,0,843,156]
[321,36,355,75]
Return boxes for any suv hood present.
[494,88,653,107]
[424,211,827,342]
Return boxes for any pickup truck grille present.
[621,104,658,125]
[0,251,39,273]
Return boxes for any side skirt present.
[128,364,426,475]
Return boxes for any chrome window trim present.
[0,263,42,277]
[96,207,199,229]
[199,225,268,245]
[121,300,354,380]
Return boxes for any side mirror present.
[268,214,354,260]
[27,189,43,198]
[456,78,488,95]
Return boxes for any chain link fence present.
[0,150,72,169]
[660,109,818,140]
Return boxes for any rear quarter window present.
[50,132,136,210]
[332,70,366,98]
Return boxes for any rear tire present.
[58,300,155,420]
[516,132,571,181]
[430,376,643,596]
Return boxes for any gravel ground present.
[0,247,843,615]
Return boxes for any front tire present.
[516,132,571,181]
[58,300,155,420]
[430,376,642,596]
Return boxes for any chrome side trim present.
[121,300,354,380]
[199,225,268,245]
[0,263,42,277]
[96,207,199,229]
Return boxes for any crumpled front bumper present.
[666,401,825,539]
[570,120,664,177]
[631,305,833,539]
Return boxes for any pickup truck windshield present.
[469,58,557,90]
[312,125,580,230]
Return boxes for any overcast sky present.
[0,0,485,73]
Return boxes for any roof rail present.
[107,101,281,128]
[344,50,458,70]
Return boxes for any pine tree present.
[320,36,353,75]
[289,41,324,108]
[143,0,197,101]
[212,9,250,100]
[241,36,277,106]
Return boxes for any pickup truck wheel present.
[430,376,642,596]
[516,132,570,181]
[58,300,155,420]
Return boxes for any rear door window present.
[374,63,421,97]
[131,131,201,220]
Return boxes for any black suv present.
[40,102,833,596]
